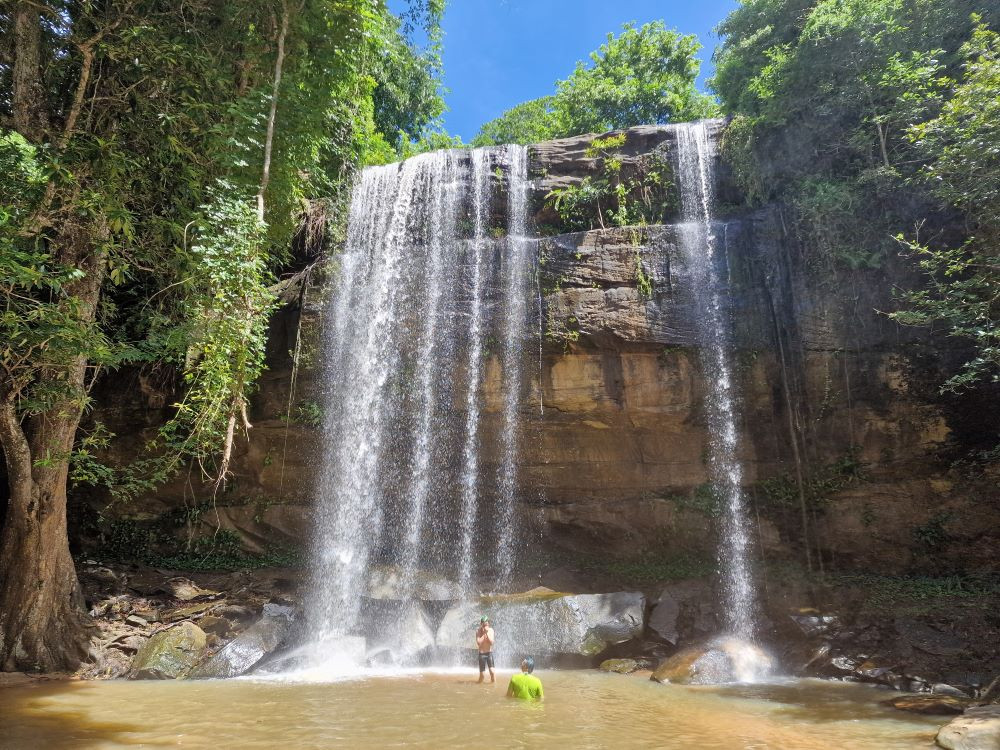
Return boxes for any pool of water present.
[0,671,941,749]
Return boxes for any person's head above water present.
[480,616,489,624]
[520,657,535,674]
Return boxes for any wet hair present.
[521,657,535,673]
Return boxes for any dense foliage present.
[713,0,999,387]
[473,22,718,146]
[890,22,1000,391]
[0,0,444,670]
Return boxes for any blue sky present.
[432,1,739,141]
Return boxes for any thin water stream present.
[0,674,940,749]
[674,121,759,644]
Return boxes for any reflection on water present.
[0,673,940,749]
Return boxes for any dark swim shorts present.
[478,652,495,671]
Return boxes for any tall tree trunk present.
[12,2,49,141]
[256,0,290,222]
[0,223,103,672]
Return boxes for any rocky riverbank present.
[57,556,998,693]
[3,557,991,749]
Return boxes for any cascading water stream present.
[398,152,460,598]
[494,145,531,590]
[308,146,531,669]
[456,150,491,598]
[673,121,760,651]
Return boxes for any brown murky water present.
[0,671,941,749]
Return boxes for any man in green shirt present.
[506,657,544,701]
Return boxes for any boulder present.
[600,658,640,674]
[363,601,436,665]
[129,622,207,679]
[648,590,680,645]
[934,684,973,699]
[936,705,1000,750]
[188,604,296,679]
[366,566,461,601]
[883,694,970,715]
[647,579,719,646]
[790,614,842,637]
[436,591,645,660]
[651,637,773,685]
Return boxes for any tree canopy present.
[0,0,444,672]
[712,0,999,388]
[473,22,719,146]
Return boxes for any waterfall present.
[673,122,759,644]
[308,146,532,667]
[494,145,531,590]
[456,150,491,597]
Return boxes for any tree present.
[712,0,994,270]
[473,22,718,146]
[0,0,443,672]
[553,22,719,135]
[891,21,1000,391]
[471,97,559,147]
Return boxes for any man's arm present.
[506,679,514,698]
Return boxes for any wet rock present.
[215,604,256,625]
[936,705,1000,750]
[651,637,773,685]
[882,694,970,715]
[436,591,644,659]
[366,566,461,601]
[830,655,860,673]
[790,614,841,637]
[648,589,680,645]
[600,658,640,674]
[933,684,973,699]
[364,601,436,664]
[129,622,207,679]
[802,642,832,672]
[188,605,296,679]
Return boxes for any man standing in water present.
[476,615,495,683]
[506,657,543,701]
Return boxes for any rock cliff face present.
[78,123,1000,581]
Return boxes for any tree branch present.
[256,0,291,222]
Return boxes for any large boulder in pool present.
[364,600,437,665]
[651,637,773,685]
[129,621,207,679]
[883,694,969,715]
[437,590,645,660]
[936,705,1000,750]
[189,603,296,679]
[366,566,460,601]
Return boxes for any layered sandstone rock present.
[77,124,1000,582]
